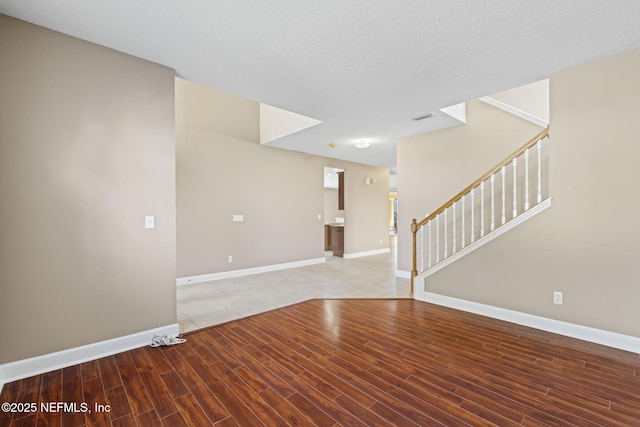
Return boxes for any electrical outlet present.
[228,255,233,263]
[553,291,563,305]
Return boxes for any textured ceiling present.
[3,1,640,170]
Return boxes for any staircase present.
[410,127,550,297]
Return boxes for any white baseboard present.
[396,269,411,279]
[177,257,326,286]
[343,247,390,259]
[415,291,640,354]
[0,323,179,392]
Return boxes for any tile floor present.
[177,249,410,333]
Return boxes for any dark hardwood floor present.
[1,299,639,426]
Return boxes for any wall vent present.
[411,113,434,121]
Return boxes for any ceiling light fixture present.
[354,140,370,149]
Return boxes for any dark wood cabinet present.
[338,171,344,210]
[324,224,331,251]
[330,226,344,257]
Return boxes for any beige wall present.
[399,48,640,338]
[176,79,389,278]
[0,16,177,363]
[343,166,390,254]
[178,79,260,144]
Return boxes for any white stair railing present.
[411,127,550,296]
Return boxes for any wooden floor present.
[2,299,639,426]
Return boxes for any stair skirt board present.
[0,323,180,392]
[414,291,639,354]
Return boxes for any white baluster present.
[420,225,424,272]
[452,201,457,253]
[501,166,506,225]
[436,215,440,263]
[513,157,518,218]
[480,181,485,237]
[471,188,475,243]
[461,195,465,248]
[444,209,448,258]
[428,221,432,268]
[490,174,495,231]
[525,148,530,210]
[537,139,542,203]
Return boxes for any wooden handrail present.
[410,126,549,296]
[413,127,549,230]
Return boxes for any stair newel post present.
[411,219,418,298]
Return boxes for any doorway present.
[389,192,398,247]
[323,166,344,257]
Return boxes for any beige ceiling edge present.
[259,103,323,145]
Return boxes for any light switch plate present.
[232,214,244,222]
[145,216,155,229]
